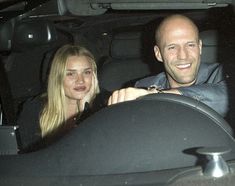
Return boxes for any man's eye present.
[167,46,175,50]
[188,43,196,47]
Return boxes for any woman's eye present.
[84,70,92,75]
[66,71,76,77]
[66,72,72,76]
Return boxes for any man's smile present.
[176,63,191,69]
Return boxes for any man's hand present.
[108,87,182,106]
[108,87,150,105]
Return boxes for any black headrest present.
[110,31,143,59]
[12,20,57,51]
[200,29,218,63]
[200,29,218,46]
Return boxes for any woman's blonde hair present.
[40,44,100,137]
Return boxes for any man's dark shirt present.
[135,63,228,117]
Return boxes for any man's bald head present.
[155,14,199,47]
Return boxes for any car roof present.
[0,0,234,19]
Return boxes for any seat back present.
[0,21,17,123]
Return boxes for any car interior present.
[0,0,235,185]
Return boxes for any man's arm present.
[108,63,228,116]
[108,82,228,117]
[178,82,228,117]
[108,87,149,105]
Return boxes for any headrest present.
[200,29,218,46]
[200,30,218,63]
[110,31,142,59]
[12,20,57,51]
[0,22,13,51]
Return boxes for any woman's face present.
[63,55,93,104]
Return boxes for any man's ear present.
[154,45,163,62]
[199,39,202,55]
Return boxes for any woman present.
[18,44,107,152]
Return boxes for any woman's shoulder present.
[17,94,47,121]
[17,94,47,153]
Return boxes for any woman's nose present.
[76,74,84,83]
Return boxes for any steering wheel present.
[139,93,233,135]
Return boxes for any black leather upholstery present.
[0,22,13,52]
[2,20,72,116]
[12,20,57,52]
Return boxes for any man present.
[108,14,228,117]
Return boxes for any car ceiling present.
[0,0,234,19]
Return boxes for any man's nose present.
[178,47,187,60]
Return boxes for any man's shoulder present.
[199,62,221,75]
[197,62,225,84]
[200,62,221,71]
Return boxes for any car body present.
[0,0,235,185]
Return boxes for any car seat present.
[2,19,73,119]
[98,29,161,92]
[0,21,16,124]
[200,29,235,128]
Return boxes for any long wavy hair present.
[40,44,100,137]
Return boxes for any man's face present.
[154,19,202,88]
